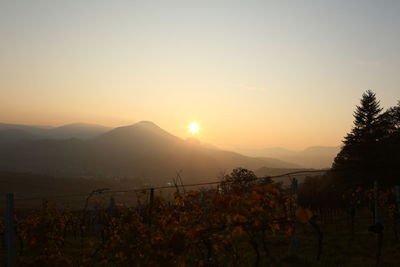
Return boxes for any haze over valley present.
[0,121,309,186]
[237,146,340,169]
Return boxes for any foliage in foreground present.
[2,168,399,266]
[3,170,315,266]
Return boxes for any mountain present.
[0,129,42,149]
[0,122,111,139]
[87,121,299,182]
[0,123,49,136]
[0,121,298,185]
[238,146,340,169]
[46,123,112,139]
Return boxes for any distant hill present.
[238,146,340,169]
[46,123,112,139]
[0,122,111,140]
[0,123,49,136]
[0,121,298,185]
[0,129,41,145]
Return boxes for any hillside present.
[46,123,112,139]
[0,121,297,185]
[0,122,111,139]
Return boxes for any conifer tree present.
[332,90,384,186]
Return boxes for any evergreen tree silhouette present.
[332,90,384,187]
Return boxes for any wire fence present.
[10,169,329,204]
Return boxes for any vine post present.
[148,188,154,226]
[373,180,383,265]
[290,178,298,255]
[374,180,380,227]
[5,193,16,267]
[108,196,116,217]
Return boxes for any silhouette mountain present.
[47,123,112,139]
[0,121,298,185]
[0,123,49,136]
[0,122,111,140]
[0,129,41,148]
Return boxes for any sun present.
[188,122,200,134]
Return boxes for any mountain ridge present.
[0,121,299,185]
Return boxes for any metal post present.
[5,193,16,267]
[290,178,298,253]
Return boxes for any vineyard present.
[1,170,400,266]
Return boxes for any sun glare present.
[188,122,200,134]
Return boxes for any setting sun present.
[188,122,200,134]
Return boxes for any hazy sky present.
[1,0,399,150]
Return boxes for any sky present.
[1,0,399,150]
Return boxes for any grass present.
[240,209,400,266]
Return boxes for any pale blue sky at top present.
[1,0,399,150]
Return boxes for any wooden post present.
[373,181,383,265]
[5,193,16,267]
[42,199,48,210]
[148,188,154,225]
[350,206,355,241]
[108,196,116,217]
[290,178,298,254]
[374,181,379,225]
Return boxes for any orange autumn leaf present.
[187,191,199,197]
[296,207,313,223]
